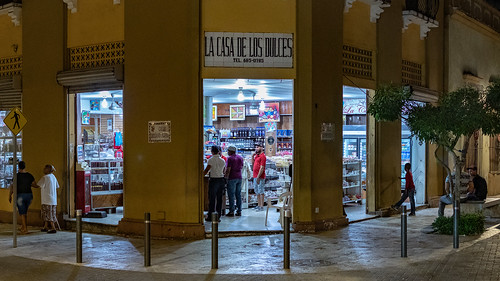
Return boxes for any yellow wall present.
[67,0,124,47]
[201,0,295,79]
[0,15,22,57]
[16,0,66,222]
[402,24,426,65]
[343,1,376,51]
[121,0,203,237]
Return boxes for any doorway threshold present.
[204,208,285,236]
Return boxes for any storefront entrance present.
[67,90,124,224]
[203,79,293,232]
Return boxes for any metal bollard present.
[453,200,459,249]
[284,209,291,269]
[400,206,407,258]
[76,209,82,263]
[211,212,218,269]
[145,212,151,267]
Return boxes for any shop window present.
[0,110,22,188]
[490,134,500,173]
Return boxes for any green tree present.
[368,82,500,246]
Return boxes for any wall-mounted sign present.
[259,102,280,123]
[230,105,245,121]
[343,99,367,115]
[204,32,293,68]
[321,123,334,142]
[148,121,171,143]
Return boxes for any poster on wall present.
[82,111,90,125]
[259,102,280,123]
[90,100,100,111]
[204,32,294,68]
[212,106,217,121]
[148,121,171,143]
[343,99,367,115]
[230,105,245,121]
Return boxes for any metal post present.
[144,212,151,267]
[76,209,82,263]
[453,200,459,249]
[211,212,218,269]
[12,136,17,248]
[284,210,291,269]
[401,205,407,258]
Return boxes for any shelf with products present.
[87,159,124,193]
[342,160,362,204]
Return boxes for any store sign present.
[343,99,367,115]
[148,121,171,143]
[204,32,293,68]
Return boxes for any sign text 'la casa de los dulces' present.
[204,32,294,68]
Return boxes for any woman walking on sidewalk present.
[38,165,60,233]
[391,163,416,216]
[8,161,38,234]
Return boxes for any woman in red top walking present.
[391,163,416,216]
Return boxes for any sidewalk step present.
[64,219,118,235]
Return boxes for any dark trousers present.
[208,178,225,218]
[394,189,416,214]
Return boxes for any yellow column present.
[119,0,204,238]
[293,0,347,231]
[21,0,67,225]
[367,1,403,213]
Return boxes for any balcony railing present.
[450,0,500,34]
[405,0,440,20]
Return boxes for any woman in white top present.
[38,165,59,233]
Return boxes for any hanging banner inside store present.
[343,99,367,115]
[204,32,293,68]
[148,121,171,143]
[230,105,245,121]
[82,111,90,125]
[259,102,280,123]
[265,122,277,132]
[212,106,217,121]
[90,100,100,111]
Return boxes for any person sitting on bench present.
[438,168,473,217]
[466,166,488,201]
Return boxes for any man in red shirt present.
[391,163,416,216]
[252,145,266,211]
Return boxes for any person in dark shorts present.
[8,161,38,234]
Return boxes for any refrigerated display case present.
[401,138,411,190]
[343,138,358,158]
[360,138,367,189]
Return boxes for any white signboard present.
[148,121,171,143]
[204,32,294,68]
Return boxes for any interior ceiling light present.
[109,93,116,110]
[237,87,245,102]
[259,100,265,110]
[99,90,110,97]
[101,98,108,108]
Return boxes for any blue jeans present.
[438,194,453,217]
[394,190,416,214]
[227,179,242,213]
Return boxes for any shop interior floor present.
[205,207,283,233]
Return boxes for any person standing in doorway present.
[203,146,226,221]
[225,146,244,217]
[252,145,266,211]
[38,165,60,233]
[391,163,416,216]
[8,161,37,234]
